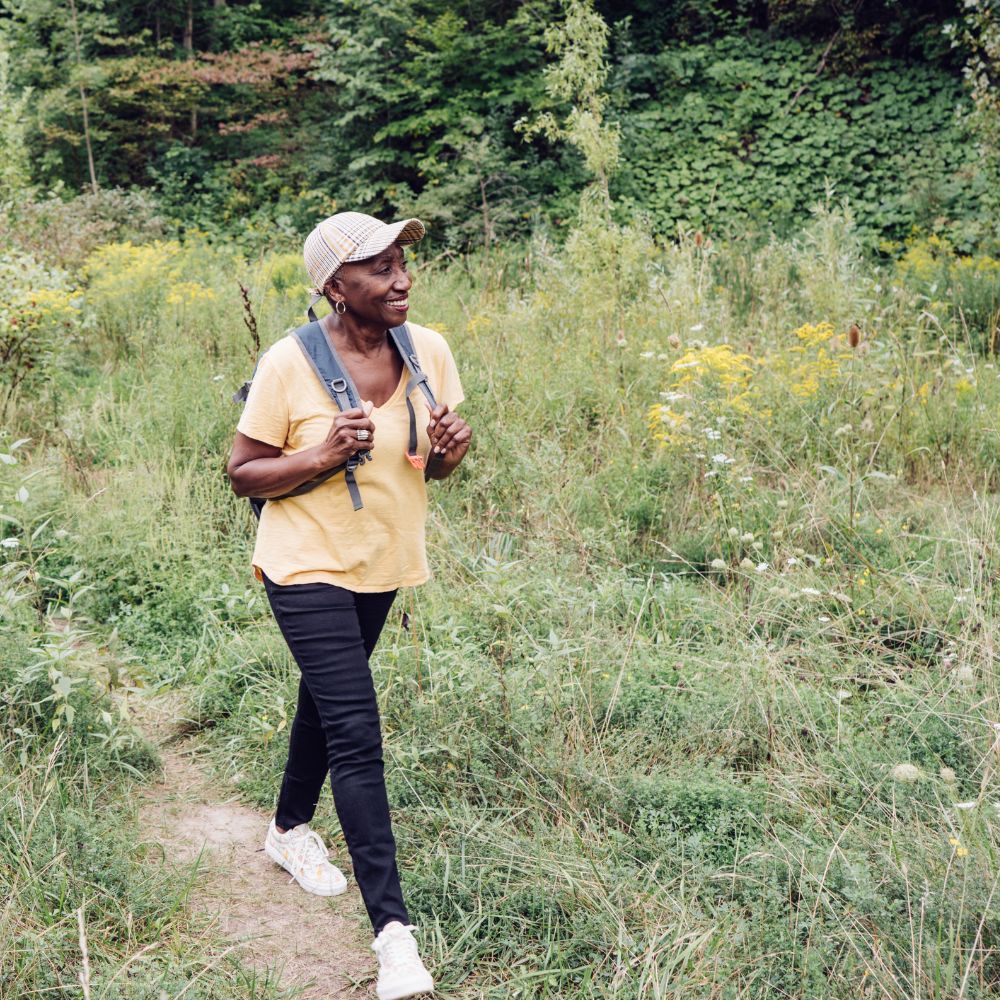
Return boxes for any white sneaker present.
[371,920,435,999]
[263,819,347,896]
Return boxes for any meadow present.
[1,199,999,997]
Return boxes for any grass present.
[1,199,998,997]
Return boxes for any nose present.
[392,265,412,293]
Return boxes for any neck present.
[324,312,387,356]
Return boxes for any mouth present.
[385,297,409,312]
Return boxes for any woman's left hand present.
[426,403,472,475]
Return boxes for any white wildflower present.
[755,562,769,573]
[939,767,957,783]
[739,557,755,571]
[1,537,18,549]
[689,323,704,332]
[727,527,740,539]
[954,801,978,811]
[710,558,727,570]
[712,453,734,465]
[740,532,754,543]
[891,763,922,783]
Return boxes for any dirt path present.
[132,689,377,998]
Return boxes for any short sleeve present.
[237,349,290,448]
[435,338,465,411]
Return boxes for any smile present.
[386,298,409,309]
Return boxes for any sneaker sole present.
[264,839,348,896]
[376,972,435,1000]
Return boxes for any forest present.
[2,1,999,998]
[3,0,997,249]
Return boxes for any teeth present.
[386,298,408,307]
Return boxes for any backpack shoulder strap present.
[288,321,369,510]
[388,324,442,479]
[292,321,361,412]
[388,324,437,409]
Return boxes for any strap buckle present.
[330,378,347,393]
[405,452,425,471]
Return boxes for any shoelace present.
[280,826,329,880]
[375,924,420,970]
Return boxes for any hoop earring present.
[334,300,347,315]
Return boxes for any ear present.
[323,274,344,302]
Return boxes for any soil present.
[132,688,377,998]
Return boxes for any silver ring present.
[356,428,370,441]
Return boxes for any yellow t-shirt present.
[236,322,464,591]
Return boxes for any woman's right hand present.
[317,404,375,469]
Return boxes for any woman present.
[227,211,471,1000]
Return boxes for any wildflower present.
[819,615,830,622]
[728,527,739,539]
[833,424,852,437]
[667,334,681,349]
[703,428,721,440]
[751,541,763,552]
[801,587,821,596]
[830,592,852,604]
[689,323,704,332]
[740,532,754,543]
[847,324,861,348]
[710,558,727,570]
[954,801,978,811]
[955,666,975,685]
[739,557,755,571]
[0,454,15,465]
[956,846,969,857]
[640,351,655,359]
[786,557,799,567]
[712,453,734,465]
[212,374,224,381]
[948,837,960,846]
[891,763,922,783]
[1,537,18,548]
[739,476,753,483]
[755,562,769,573]
[776,499,788,509]
[834,689,851,701]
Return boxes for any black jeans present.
[262,572,409,936]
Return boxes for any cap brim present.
[348,218,426,263]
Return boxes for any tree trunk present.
[184,0,198,139]
[67,0,98,194]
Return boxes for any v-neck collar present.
[318,320,407,410]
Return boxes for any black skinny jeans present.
[262,572,409,936]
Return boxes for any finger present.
[434,419,466,454]
[437,427,471,458]
[362,400,374,417]
[429,413,462,444]
[336,416,376,431]
[425,402,449,429]
[335,406,365,422]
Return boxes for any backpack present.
[233,320,437,519]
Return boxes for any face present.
[329,243,412,326]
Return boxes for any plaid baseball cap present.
[303,211,425,315]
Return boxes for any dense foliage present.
[2,0,996,247]
[2,200,998,996]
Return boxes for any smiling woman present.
[225,212,471,1000]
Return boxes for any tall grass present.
[2,202,998,996]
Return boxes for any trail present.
[131,688,376,998]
